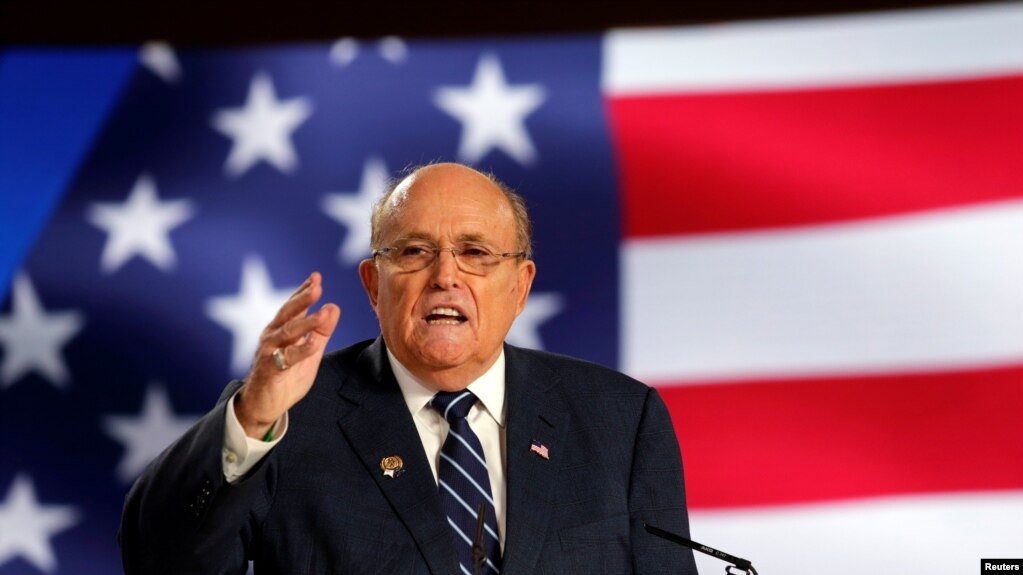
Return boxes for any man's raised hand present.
[235,272,340,439]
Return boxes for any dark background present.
[0,0,1001,44]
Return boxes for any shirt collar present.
[386,348,507,427]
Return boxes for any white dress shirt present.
[388,349,507,550]
[222,349,508,550]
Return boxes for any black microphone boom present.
[644,523,759,575]
[472,503,487,575]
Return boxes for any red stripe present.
[657,363,1023,509]
[609,75,1023,238]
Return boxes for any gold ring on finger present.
[272,348,289,370]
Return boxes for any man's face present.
[359,164,535,390]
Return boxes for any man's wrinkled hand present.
[235,271,340,439]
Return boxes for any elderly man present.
[119,163,699,574]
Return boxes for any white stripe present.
[443,391,473,419]
[604,3,1023,94]
[687,491,1023,575]
[440,452,496,506]
[622,200,1023,383]
[448,429,489,468]
[440,479,501,543]
[448,516,476,547]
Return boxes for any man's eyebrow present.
[396,232,434,242]
[394,232,494,245]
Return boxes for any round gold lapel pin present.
[380,455,404,478]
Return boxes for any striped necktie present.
[430,390,502,575]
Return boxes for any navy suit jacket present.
[120,338,698,574]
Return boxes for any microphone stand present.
[472,503,487,575]
[645,523,759,575]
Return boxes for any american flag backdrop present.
[2,3,1022,574]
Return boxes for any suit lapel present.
[500,345,570,575]
[334,339,458,575]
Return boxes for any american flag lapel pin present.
[529,439,550,460]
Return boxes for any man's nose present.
[429,248,462,288]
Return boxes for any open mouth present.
[425,306,468,325]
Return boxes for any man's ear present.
[358,259,380,309]
[515,259,536,316]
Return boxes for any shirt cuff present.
[222,390,288,484]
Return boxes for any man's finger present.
[270,305,340,370]
[274,303,338,346]
[267,273,322,331]
[311,303,341,337]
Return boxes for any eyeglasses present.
[373,240,528,276]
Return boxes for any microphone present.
[645,523,758,575]
[472,503,487,575]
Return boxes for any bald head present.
[370,163,533,259]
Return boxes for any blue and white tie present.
[431,390,502,575]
